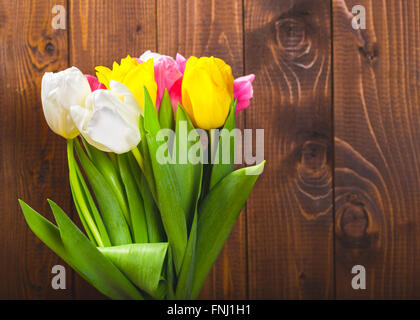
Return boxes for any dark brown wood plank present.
[157,0,246,299]
[0,0,73,298]
[69,0,156,299]
[69,0,156,75]
[245,0,334,299]
[333,0,420,299]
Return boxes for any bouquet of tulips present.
[19,51,264,300]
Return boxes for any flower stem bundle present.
[19,51,264,300]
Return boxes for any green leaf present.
[138,116,157,199]
[19,200,142,300]
[75,140,132,245]
[159,89,174,131]
[175,211,198,299]
[143,87,161,134]
[99,243,168,299]
[209,100,237,189]
[118,153,148,243]
[191,161,265,298]
[19,200,74,269]
[48,200,143,300]
[173,106,203,227]
[165,247,176,299]
[175,153,203,299]
[82,140,131,226]
[143,87,187,274]
[108,152,118,169]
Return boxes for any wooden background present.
[0,0,418,299]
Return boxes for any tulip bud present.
[234,74,255,114]
[70,81,141,154]
[41,67,91,139]
[96,56,157,111]
[182,56,234,129]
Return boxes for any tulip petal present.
[85,74,106,91]
[181,56,233,129]
[42,92,79,138]
[86,106,140,154]
[123,59,157,109]
[175,53,187,74]
[234,74,255,113]
[95,55,140,91]
[109,80,142,115]
[70,104,110,152]
[95,66,113,89]
[41,67,91,139]
[154,57,183,110]
[139,50,174,63]
[71,85,141,154]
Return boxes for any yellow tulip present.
[182,56,234,129]
[95,55,157,111]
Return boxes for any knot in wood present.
[45,42,55,55]
[340,199,369,239]
[299,140,328,177]
[275,17,310,59]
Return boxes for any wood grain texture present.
[1,0,419,300]
[245,0,334,299]
[333,0,420,299]
[157,0,246,299]
[69,0,156,75]
[0,0,73,298]
[68,0,156,299]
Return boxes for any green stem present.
[82,140,131,227]
[131,147,145,173]
[67,139,104,247]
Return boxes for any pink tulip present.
[85,74,106,91]
[175,53,187,74]
[154,57,183,112]
[137,52,187,112]
[234,74,255,114]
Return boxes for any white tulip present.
[41,67,91,139]
[70,81,141,154]
[139,50,174,63]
